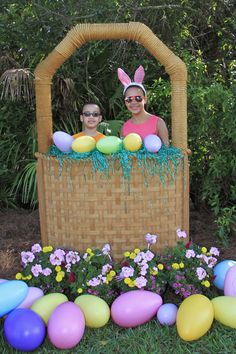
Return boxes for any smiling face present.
[124,86,147,115]
[80,104,102,129]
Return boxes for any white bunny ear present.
[134,65,145,84]
[117,68,131,86]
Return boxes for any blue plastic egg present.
[213,260,236,290]
[0,280,28,317]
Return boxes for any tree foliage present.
[0,0,235,239]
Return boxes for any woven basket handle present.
[35,22,187,153]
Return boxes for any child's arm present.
[158,118,169,147]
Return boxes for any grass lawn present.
[1,318,236,354]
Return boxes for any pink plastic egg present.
[48,301,85,349]
[224,265,236,296]
[111,290,162,328]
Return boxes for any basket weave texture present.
[34,22,189,257]
[36,154,189,259]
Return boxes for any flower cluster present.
[16,231,220,303]
[161,230,220,298]
[16,244,80,294]
[115,234,167,294]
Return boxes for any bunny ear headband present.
[117,65,146,95]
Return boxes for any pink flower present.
[140,264,149,276]
[42,268,52,276]
[134,254,142,263]
[21,251,35,265]
[185,249,196,258]
[196,267,207,280]
[102,264,112,275]
[66,251,80,264]
[102,244,111,255]
[88,277,101,287]
[31,264,42,277]
[135,276,148,288]
[207,257,218,268]
[31,243,42,253]
[176,229,187,238]
[145,233,158,245]
[50,249,65,266]
[144,250,155,261]
[122,266,134,277]
[209,247,220,256]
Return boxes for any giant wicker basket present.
[35,23,189,259]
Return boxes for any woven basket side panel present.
[38,157,188,259]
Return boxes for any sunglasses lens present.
[83,112,99,117]
[125,96,143,103]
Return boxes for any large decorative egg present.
[72,136,96,153]
[176,294,214,341]
[31,293,68,324]
[48,302,85,349]
[0,280,28,317]
[213,260,236,290]
[224,265,236,296]
[74,294,110,328]
[144,134,162,153]
[111,290,162,328]
[17,287,44,309]
[53,131,74,153]
[212,296,236,329]
[96,136,122,154]
[4,309,46,352]
[123,133,142,152]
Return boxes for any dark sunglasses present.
[82,111,100,117]
[124,95,144,103]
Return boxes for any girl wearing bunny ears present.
[118,65,169,146]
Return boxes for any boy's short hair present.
[82,102,102,114]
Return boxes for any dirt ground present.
[0,205,236,279]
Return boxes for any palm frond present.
[0,68,34,104]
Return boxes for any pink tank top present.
[122,115,159,140]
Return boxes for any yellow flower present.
[107,274,113,281]
[77,288,83,294]
[206,252,211,256]
[56,275,62,282]
[157,264,164,270]
[89,252,94,257]
[15,273,22,280]
[109,270,116,277]
[201,247,207,254]
[202,280,210,288]
[134,248,141,254]
[150,270,158,275]
[42,246,53,253]
[124,277,131,284]
[129,252,136,260]
[124,251,130,257]
[27,275,32,280]
[172,263,180,270]
[55,266,61,272]
[58,271,65,278]
[179,262,185,269]
[128,281,135,288]
[86,248,92,254]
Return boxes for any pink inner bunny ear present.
[134,65,145,84]
[117,68,131,86]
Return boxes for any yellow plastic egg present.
[176,294,214,341]
[74,295,110,328]
[72,136,96,153]
[123,133,142,152]
[212,296,236,329]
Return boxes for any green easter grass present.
[1,318,235,354]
